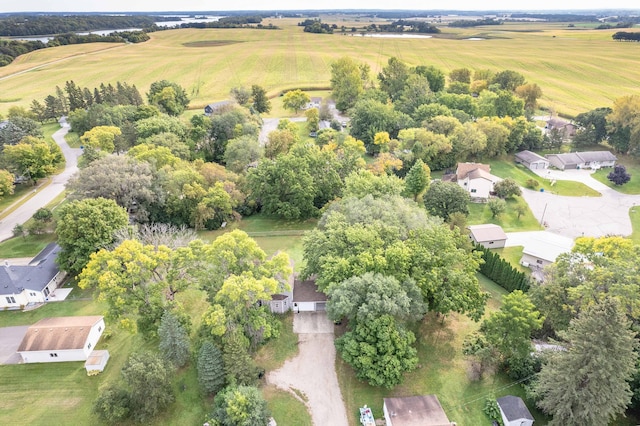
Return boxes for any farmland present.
[0,18,639,117]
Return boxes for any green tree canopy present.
[331,56,366,112]
[147,80,189,116]
[2,135,62,185]
[158,311,191,368]
[423,181,470,219]
[209,385,269,426]
[282,89,310,114]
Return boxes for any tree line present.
[449,19,502,28]
[476,245,530,292]
[0,14,170,36]
[613,31,640,42]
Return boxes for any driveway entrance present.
[0,326,29,364]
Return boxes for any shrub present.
[525,178,539,189]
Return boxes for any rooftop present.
[546,151,617,166]
[384,395,455,426]
[0,243,62,296]
[515,150,548,164]
[497,395,534,421]
[456,162,491,181]
[468,224,507,243]
[293,279,327,303]
[523,233,574,262]
[18,316,104,352]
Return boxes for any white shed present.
[468,224,507,248]
[497,395,534,426]
[85,349,110,373]
[292,279,327,312]
[18,316,105,363]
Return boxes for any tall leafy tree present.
[0,169,15,199]
[336,314,418,388]
[282,89,310,114]
[330,56,365,111]
[147,80,189,116]
[378,57,410,101]
[121,352,175,423]
[533,299,638,425]
[209,385,269,426]
[55,197,129,273]
[197,341,225,395]
[2,136,62,185]
[423,181,470,219]
[251,84,271,113]
[607,95,640,154]
[402,158,430,201]
[158,311,191,368]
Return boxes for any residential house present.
[455,162,500,201]
[383,395,456,426]
[545,151,617,170]
[305,96,322,110]
[545,117,578,138]
[264,259,295,314]
[497,395,534,426]
[520,233,574,272]
[515,150,550,170]
[0,243,66,310]
[204,100,231,115]
[468,224,507,248]
[292,279,327,312]
[17,316,106,363]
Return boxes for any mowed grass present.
[262,385,313,426]
[1,20,639,117]
[338,273,549,426]
[629,207,640,244]
[493,246,529,273]
[489,158,601,197]
[592,156,640,194]
[467,196,542,232]
[0,233,57,258]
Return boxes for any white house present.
[515,150,550,170]
[455,162,500,201]
[17,316,105,363]
[545,151,617,170]
[468,224,507,248]
[0,243,67,310]
[497,395,534,426]
[383,395,455,426]
[520,233,574,271]
[292,279,327,312]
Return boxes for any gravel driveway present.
[267,312,348,426]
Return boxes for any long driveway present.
[519,168,640,239]
[0,118,82,242]
[267,312,349,426]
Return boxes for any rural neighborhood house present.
[545,151,617,170]
[292,279,327,312]
[383,394,456,426]
[468,224,508,248]
[17,316,106,364]
[515,150,550,170]
[0,243,66,310]
[451,162,500,201]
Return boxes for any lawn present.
[467,196,542,232]
[1,20,640,118]
[337,273,549,426]
[262,385,313,426]
[493,246,529,273]
[630,207,640,244]
[592,156,640,195]
[489,158,601,197]
[0,233,57,258]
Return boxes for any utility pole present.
[540,202,548,226]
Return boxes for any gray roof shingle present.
[0,243,62,295]
[497,395,534,421]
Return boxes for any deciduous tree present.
[331,56,365,111]
[2,136,62,185]
[424,181,470,219]
[282,89,310,114]
[251,85,271,114]
[608,164,631,185]
[209,385,269,426]
[403,158,430,201]
[147,80,189,116]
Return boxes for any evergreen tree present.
[158,311,191,368]
[223,330,258,386]
[65,80,85,112]
[403,159,430,201]
[533,299,638,425]
[197,341,226,395]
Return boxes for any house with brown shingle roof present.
[468,224,507,248]
[455,162,500,201]
[383,395,456,426]
[17,316,105,364]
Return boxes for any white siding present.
[383,402,393,426]
[295,302,316,312]
[520,253,552,269]
[19,349,88,363]
[467,178,494,199]
[472,238,506,249]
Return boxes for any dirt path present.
[267,312,349,426]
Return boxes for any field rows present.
[1,20,639,117]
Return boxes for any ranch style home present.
[383,395,456,426]
[515,150,550,170]
[292,279,327,313]
[545,151,617,170]
[0,243,66,310]
[17,316,106,364]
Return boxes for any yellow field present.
[0,18,639,117]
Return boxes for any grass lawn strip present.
[467,196,542,232]
[592,155,640,195]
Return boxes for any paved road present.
[520,168,640,239]
[0,326,29,364]
[267,312,349,426]
[0,118,82,242]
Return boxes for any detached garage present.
[293,279,327,312]
[515,150,549,170]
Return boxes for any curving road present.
[0,118,82,242]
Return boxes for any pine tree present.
[403,159,430,201]
[533,299,639,425]
[197,341,225,395]
[223,330,258,386]
[158,311,191,368]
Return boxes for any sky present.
[2,1,639,13]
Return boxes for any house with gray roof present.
[0,243,66,310]
[545,151,617,170]
[497,395,534,426]
[204,100,231,115]
[515,150,549,170]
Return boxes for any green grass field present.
[493,246,529,273]
[1,19,640,118]
[467,196,542,232]
[592,156,640,194]
[489,158,601,197]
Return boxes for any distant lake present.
[356,33,433,39]
[11,16,224,43]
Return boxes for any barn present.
[292,279,327,312]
